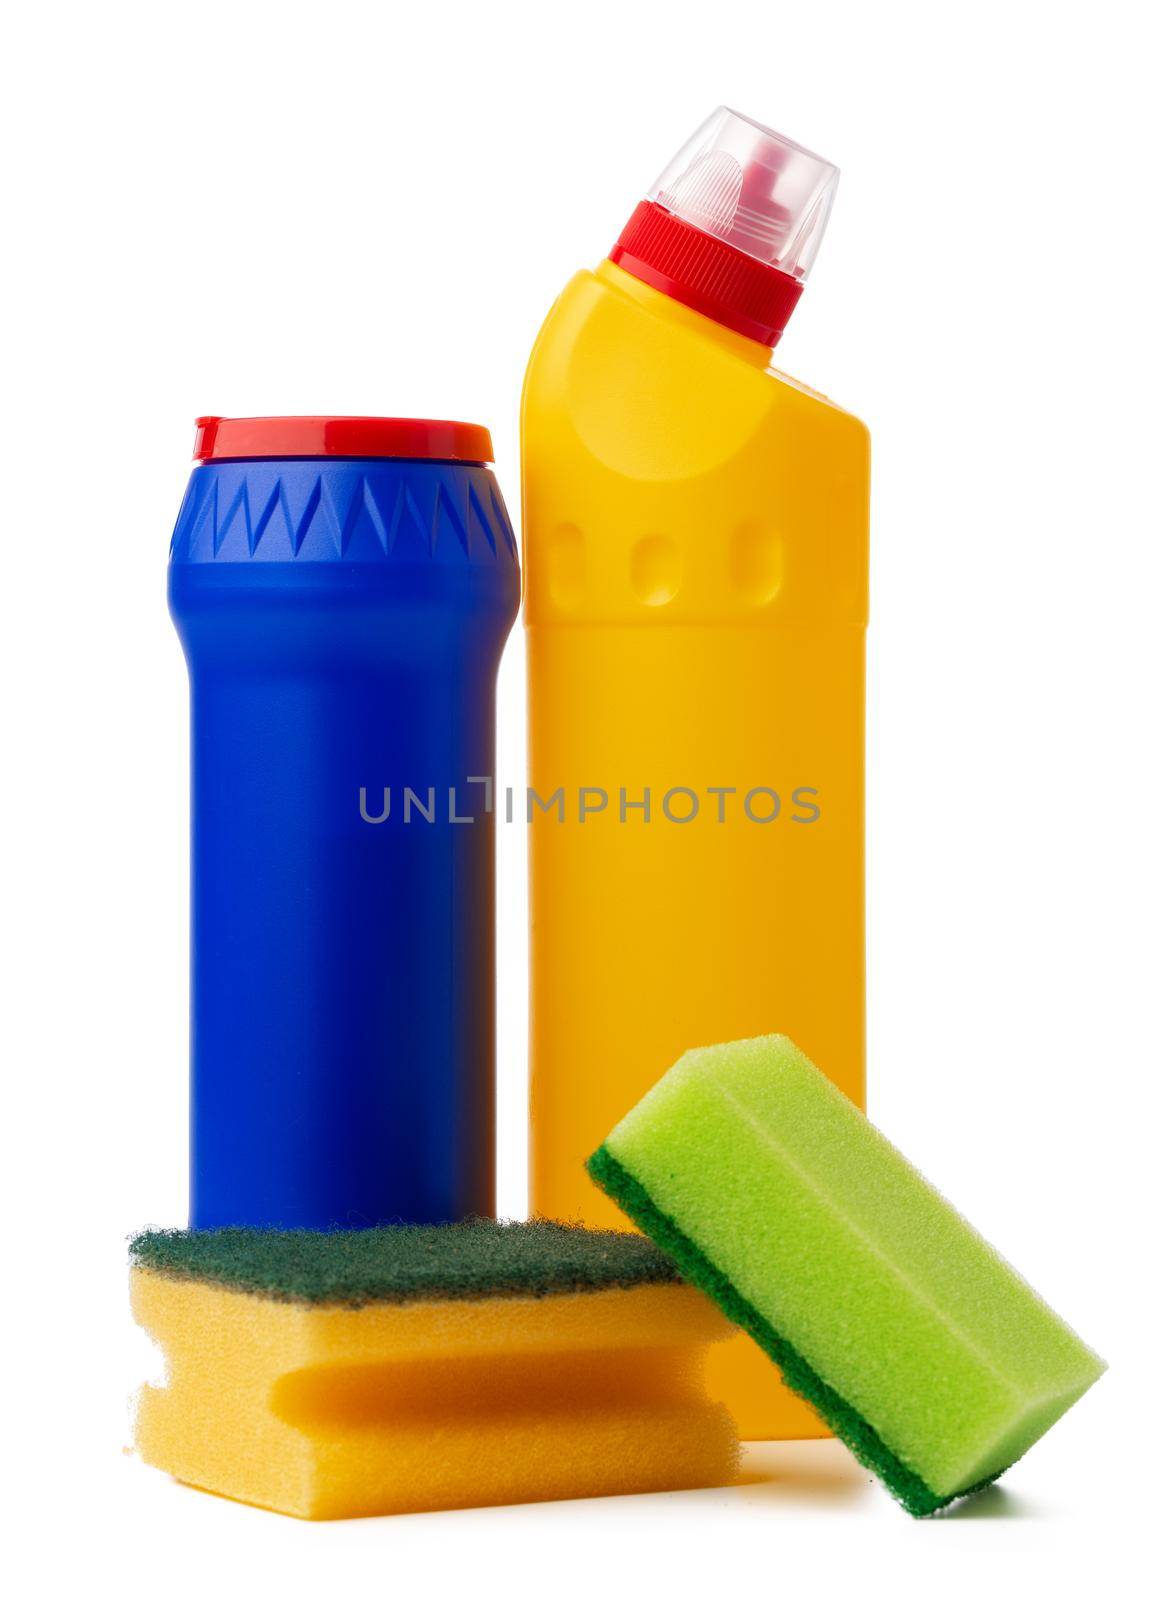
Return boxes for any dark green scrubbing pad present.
[130,1217,682,1306]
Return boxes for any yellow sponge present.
[131,1221,738,1518]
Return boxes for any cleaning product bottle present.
[522,109,869,1439]
[170,415,519,1231]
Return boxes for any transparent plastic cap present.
[650,107,839,281]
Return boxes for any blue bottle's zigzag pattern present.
[171,462,518,566]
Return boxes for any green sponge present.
[587,1034,1105,1515]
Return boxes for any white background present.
[3,1,1167,1593]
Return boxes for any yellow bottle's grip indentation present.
[546,521,586,608]
[630,536,681,607]
[730,521,784,604]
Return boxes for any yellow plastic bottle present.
[522,109,869,1439]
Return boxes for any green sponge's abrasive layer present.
[587,1035,1106,1516]
[130,1219,681,1307]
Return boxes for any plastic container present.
[170,415,519,1230]
[522,110,869,1438]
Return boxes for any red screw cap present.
[610,108,839,348]
[193,416,494,464]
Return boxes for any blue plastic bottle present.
[169,415,519,1230]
